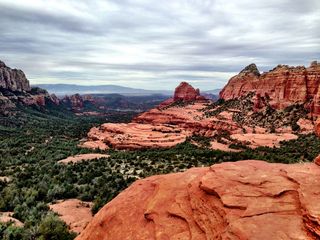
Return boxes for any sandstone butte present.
[220,61,320,116]
[76,160,320,240]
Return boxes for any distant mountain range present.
[203,89,222,95]
[34,84,222,97]
[34,84,173,96]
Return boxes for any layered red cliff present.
[220,61,320,116]
[77,160,320,240]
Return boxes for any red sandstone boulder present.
[220,61,320,115]
[76,160,320,240]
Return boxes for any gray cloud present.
[0,0,319,90]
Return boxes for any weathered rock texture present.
[159,82,206,108]
[173,81,204,101]
[0,60,59,114]
[85,123,190,150]
[220,61,320,116]
[76,160,320,240]
[0,60,30,92]
[62,94,84,111]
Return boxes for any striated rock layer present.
[77,160,320,240]
[85,123,190,150]
[220,61,320,116]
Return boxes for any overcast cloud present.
[0,0,319,90]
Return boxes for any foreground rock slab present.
[49,199,93,234]
[77,160,320,240]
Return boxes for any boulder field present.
[76,160,320,240]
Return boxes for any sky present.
[0,0,319,90]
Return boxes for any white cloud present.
[0,0,319,90]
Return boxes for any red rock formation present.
[0,60,31,92]
[83,123,190,150]
[77,160,320,240]
[62,94,84,111]
[159,82,206,108]
[173,82,204,101]
[220,61,320,115]
[314,118,320,137]
[0,61,59,113]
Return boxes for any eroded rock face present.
[220,61,320,115]
[82,101,244,150]
[62,94,84,111]
[0,60,59,114]
[83,123,190,150]
[0,60,31,92]
[77,160,320,240]
[173,81,204,101]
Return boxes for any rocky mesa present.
[77,160,320,240]
[220,61,320,116]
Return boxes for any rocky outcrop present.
[83,123,190,150]
[159,82,206,108]
[220,61,320,115]
[62,94,84,111]
[0,60,30,92]
[0,60,59,114]
[77,160,320,240]
[173,82,204,101]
